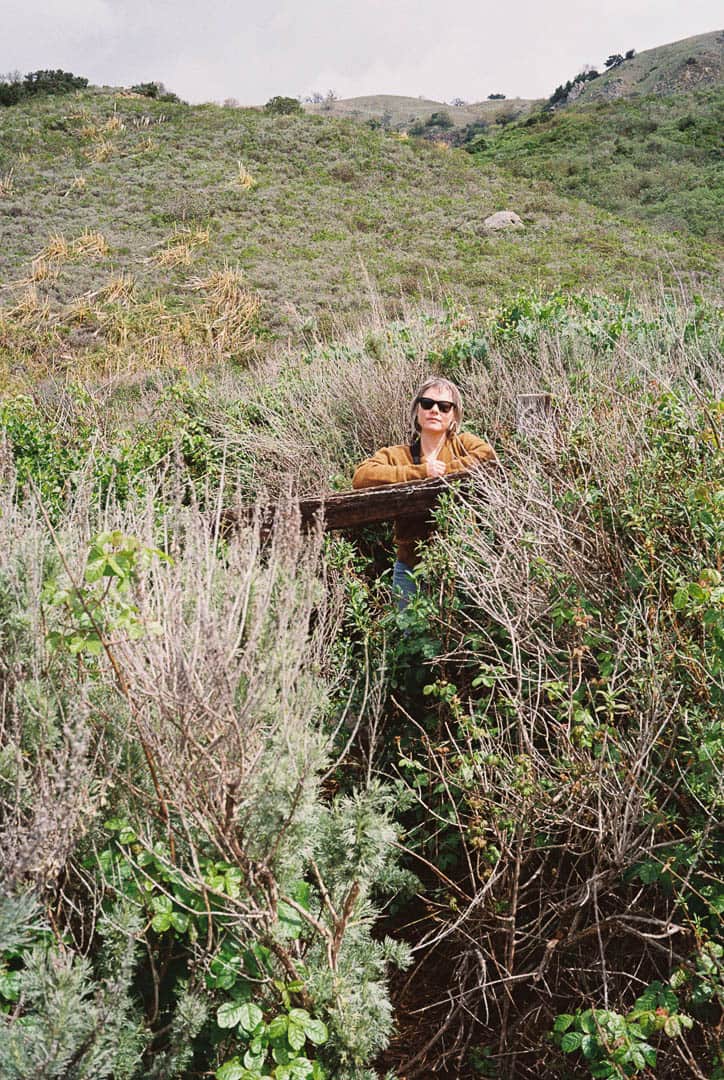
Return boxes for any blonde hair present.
[409,377,463,439]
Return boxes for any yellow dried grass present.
[84,139,115,162]
[189,265,260,355]
[0,168,15,196]
[7,287,51,326]
[72,230,110,257]
[154,244,193,268]
[39,232,72,261]
[237,161,256,189]
[62,174,87,197]
[152,226,210,268]
[104,113,125,133]
[28,257,58,283]
[98,273,135,304]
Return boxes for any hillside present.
[0,87,719,387]
[304,93,538,128]
[467,87,724,239]
[0,64,722,1080]
[570,29,723,104]
[0,290,721,1080]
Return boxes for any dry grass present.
[97,273,136,304]
[39,232,72,262]
[84,139,115,162]
[103,113,125,133]
[62,175,87,197]
[190,265,261,356]
[236,160,256,189]
[32,229,110,264]
[153,244,194,268]
[5,286,51,327]
[28,257,58,284]
[0,168,15,197]
[152,226,210,268]
[72,230,110,257]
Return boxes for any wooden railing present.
[221,394,552,535]
[221,473,481,536]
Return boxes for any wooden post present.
[515,393,555,437]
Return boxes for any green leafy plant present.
[43,530,168,655]
[216,999,328,1080]
[553,982,693,1077]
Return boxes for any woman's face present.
[417,383,456,437]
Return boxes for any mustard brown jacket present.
[352,432,496,566]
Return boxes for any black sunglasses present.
[418,396,455,414]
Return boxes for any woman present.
[352,377,496,605]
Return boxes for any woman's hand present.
[425,458,447,478]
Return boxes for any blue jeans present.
[393,559,417,610]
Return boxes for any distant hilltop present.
[303,94,539,130]
[561,29,723,106]
[300,30,723,125]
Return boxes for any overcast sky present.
[2,0,721,105]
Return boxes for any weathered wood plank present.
[222,470,487,535]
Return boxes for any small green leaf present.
[289,881,312,909]
[170,911,189,934]
[243,1046,266,1070]
[302,1017,327,1046]
[217,1001,248,1029]
[636,861,660,884]
[287,1017,306,1051]
[215,1060,246,1080]
[237,1002,264,1034]
[579,1011,597,1035]
[290,1060,315,1080]
[151,912,172,933]
[272,1044,294,1065]
[560,1032,583,1053]
[278,901,304,939]
[151,895,172,914]
[642,1044,657,1066]
[288,1009,310,1024]
[268,1014,289,1042]
[663,1015,681,1037]
[554,1013,575,1033]
[277,1060,314,1080]
[589,1065,616,1079]
[0,970,21,1001]
[630,1048,646,1070]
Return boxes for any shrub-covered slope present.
[572,29,723,104]
[467,88,724,239]
[0,295,721,1079]
[0,87,719,387]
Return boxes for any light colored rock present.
[484,210,524,230]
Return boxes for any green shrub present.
[129,81,181,102]
[264,96,303,115]
[0,68,88,107]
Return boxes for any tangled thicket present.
[0,292,722,1079]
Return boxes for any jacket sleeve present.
[448,433,497,474]
[352,446,428,488]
